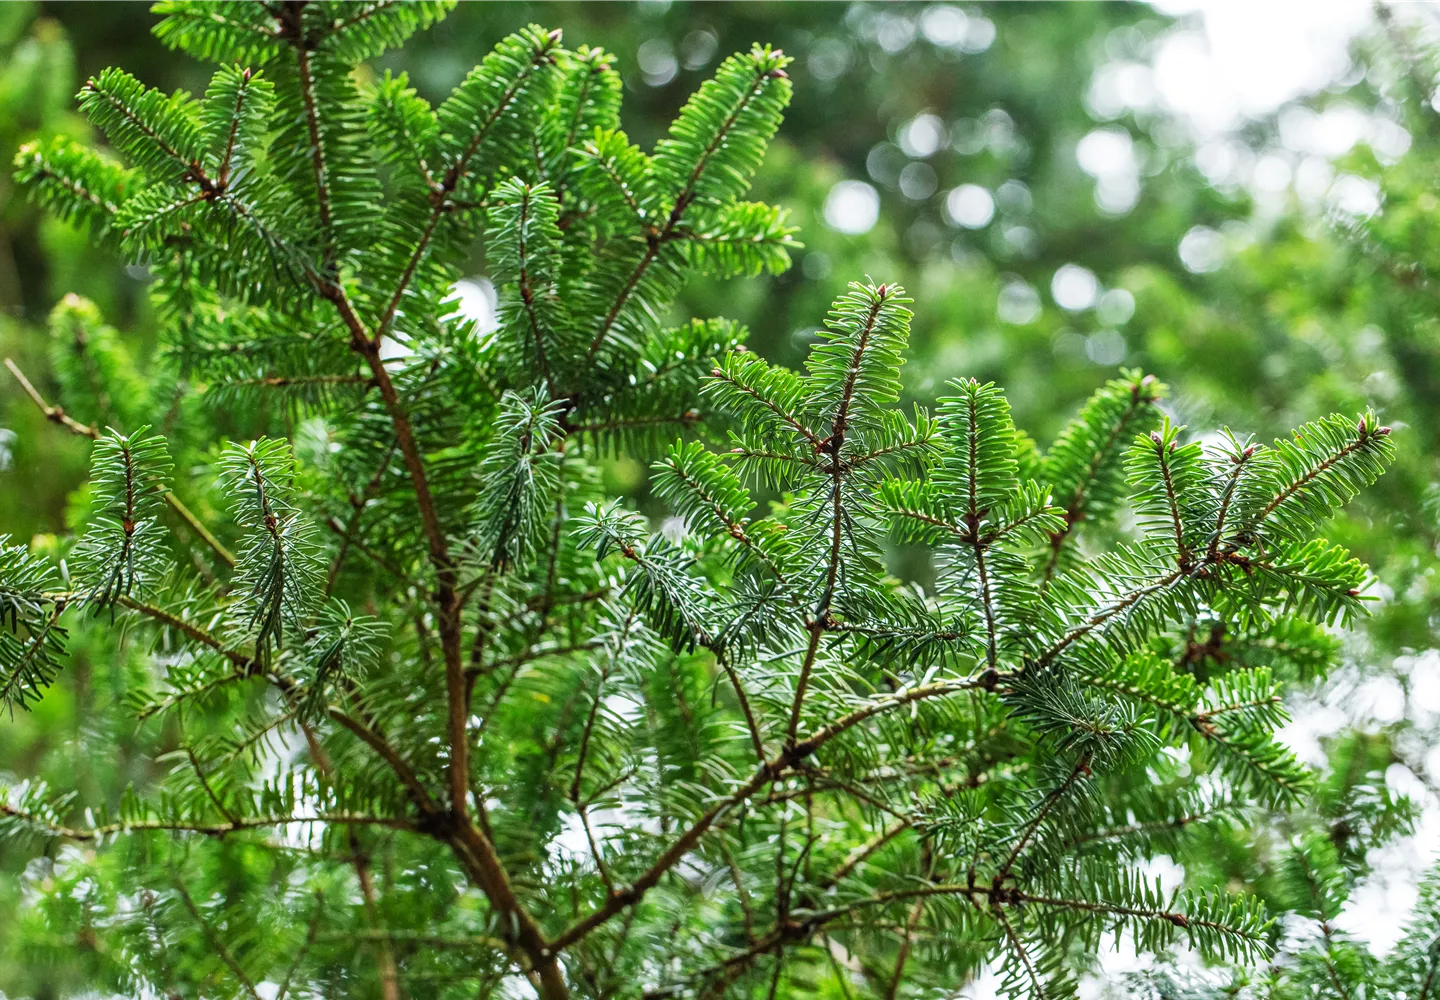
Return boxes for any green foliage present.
[72,425,172,608]
[218,436,322,658]
[0,5,1424,1000]
[0,537,65,714]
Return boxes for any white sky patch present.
[1149,0,1373,136]
[1052,264,1100,312]
[945,183,995,228]
[824,179,881,235]
[1083,3,1421,235]
[898,112,947,158]
[448,277,497,334]
[1076,127,1141,215]
[957,964,1002,1000]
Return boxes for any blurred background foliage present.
[2,1,1438,995]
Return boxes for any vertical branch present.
[514,183,552,385]
[274,892,324,1000]
[1150,432,1190,569]
[1040,381,1156,588]
[581,60,781,368]
[885,898,926,1000]
[373,30,562,341]
[993,904,1042,995]
[787,289,886,746]
[966,391,999,667]
[276,21,565,996]
[350,830,402,1000]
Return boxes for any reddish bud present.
[1150,431,1163,445]
[1378,425,1392,436]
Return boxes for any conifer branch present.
[583,55,787,366]
[1207,436,1255,560]
[275,893,325,1000]
[1244,418,1391,537]
[318,287,478,837]
[216,67,258,185]
[174,878,265,1000]
[1040,374,1160,585]
[995,758,1088,883]
[280,3,354,264]
[994,903,1044,995]
[515,185,553,382]
[550,672,997,951]
[723,658,769,763]
[0,602,65,713]
[348,831,401,1000]
[0,803,417,841]
[374,28,562,341]
[10,15,1397,996]
[650,873,1261,998]
[828,818,909,886]
[167,493,237,569]
[116,594,251,668]
[1070,805,1228,847]
[103,593,439,817]
[965,396,1001,665]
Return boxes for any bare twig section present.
[4,357,99,438]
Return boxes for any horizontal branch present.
[0,804,415,842]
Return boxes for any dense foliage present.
[2,4,1439,1000]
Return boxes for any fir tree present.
[0,5,1417,999]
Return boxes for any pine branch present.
[549,671,998,951]
[11,14,1402,997]
[0,802,416,841]
[994,758,1088,883]
[174,878,265,1000]
[1040,372,1162,585]
[374,25,563,341]
[582,47,791,366]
